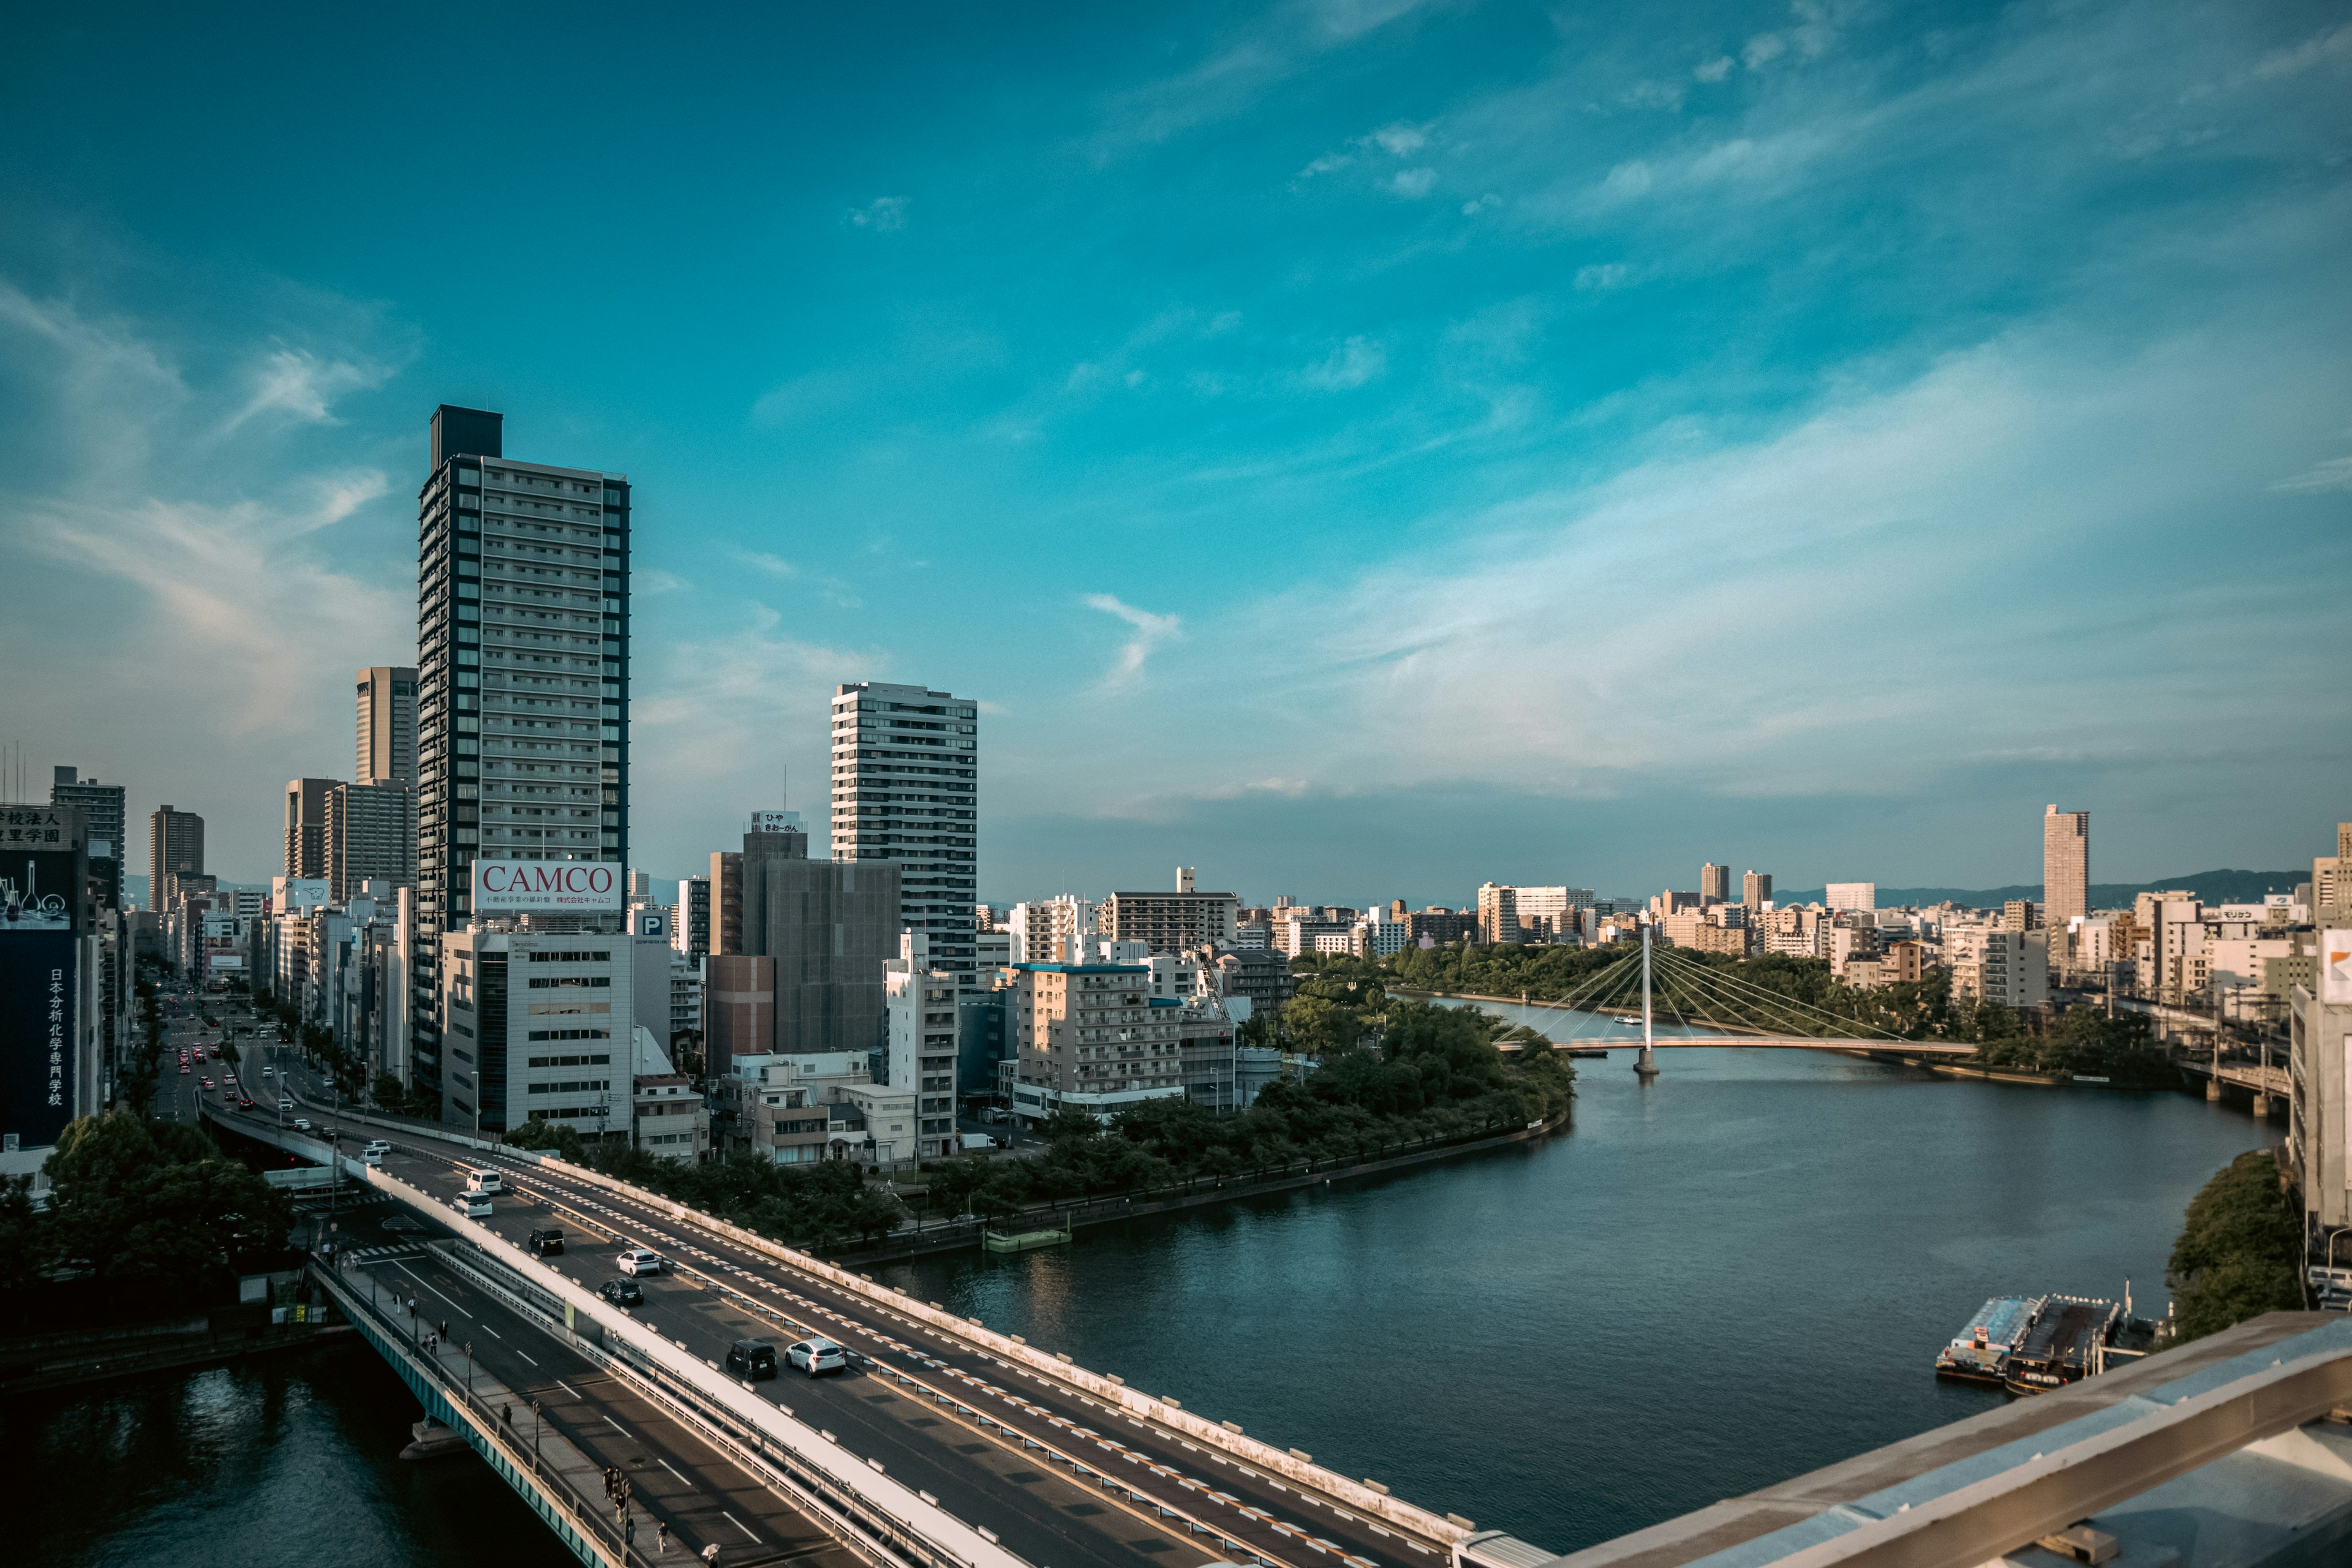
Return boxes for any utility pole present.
[1636,921,1659,1080]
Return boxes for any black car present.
[528,1227,566,1256]
[725,1340,778,1380]
[598,1279,643,1306]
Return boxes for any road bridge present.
[206,1093,1469,1568]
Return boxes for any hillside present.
[1771,870,2305,910]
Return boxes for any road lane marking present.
[605,1416,631,1436]
[557,1379,585,1400]
[393,1264,472,1315]
[660,1458,689,1484]
[512,1349,538,1366]
[722,1511,760,1542]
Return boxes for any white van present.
[362,1139,391,1167]
[453,1192,492,1218]
[464,1165,504,1195]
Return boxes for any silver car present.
[785,1337,847,1376]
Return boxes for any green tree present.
[2168,1150,2303,1341]
[0,1174,51,1288]
[507,1117,586,1161]
[43,1113,293,1291]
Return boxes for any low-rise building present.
[1008,960,1186,1123]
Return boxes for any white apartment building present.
[1825,882,1877,912]
[1946,925,2049,1008]
[885,932,960,1159]
[831,682,978,984]
[1008,960,1187,1123]
[1009,896,1095,964]
[1352,911,1409,958]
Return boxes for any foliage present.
[921,1000,1573,1219]
[368,1072,443,1122]
[505,1116,587,1162]
[1972,1009,2173,1086]
[0,1174,49,1288]
[570,1145,905,1248]
[39,1112,293,1291]
[2167,1150,2303,1341]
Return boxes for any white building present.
[1352,912,1409,958]
[439,924,633,1139]
[1825,882,1877,912]
[831,682,978,984]
[1947,925,2049,1008]
[884,932,960,1159]
[1009,896,1096,964]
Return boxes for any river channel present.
[17,1011,2275,1565]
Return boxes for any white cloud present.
[2269,456,2352,494]
[1574,263,1630,290]
[1461,192,1502,215]
[845,196,908,230]
[1084,592,1184,685]
[1391,167,1438,198]
[635,568,691,595]
[2253,22,2352,79]
[1743,33,1788,70]
[1299,336,1387,390]
[1694,55,1734,83]
[1299,152,1353,178]
[224,347,384,431]
[733,548,799,578]
[1371,122,1428,156]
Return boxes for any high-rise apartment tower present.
[1700,862,1731,905]
[411,405,630,1101]
[149,805,204,908]
[51,767,126,910]
[358,666,420,787]
[830,682,977,983]
[1742,870,1773,909]
[284,777,337,880]
[2043,805,2089,928]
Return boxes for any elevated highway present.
[206,1086,1471,1568]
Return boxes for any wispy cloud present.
[2270,456,2352,494]
[845,196,908,230]
[224,347,386,432]
[1084,592,1184,685]
[1299,336,1386,390]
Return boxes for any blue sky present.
[2,1,2348,903]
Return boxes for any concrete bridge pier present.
[1634,925,1660,1080]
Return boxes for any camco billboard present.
[472,859,622,913]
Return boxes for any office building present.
[2042,805,2089,930]
[717,819,902,1060]
[284,777,337,880]
[676,875,711,962]
[1102,878,1240,954]
[1825,881,1876,912]
[885,932,960,1159]
[1700,863,1730,905]
[439,925,634,1137]
[412,405,631,1101]
[1477,884,1589,945]
[50,769,126,911]
[830,681,978,983]
[0,802,107,1167]
[149,805,204,908]
[1742,870,1773,909]
[358,666,420,787]
[1404,908,1478,946]
[323,780,417,903]
[704,954,776,1080]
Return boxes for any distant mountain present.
[1770,870,2307,910]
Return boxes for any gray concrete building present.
[284,777,338,881]
[50,767,126,911]
[411,405,631,1102]
[149,804,203,909]
[357,665,420,788]
[327,780,418,903]
[830,681,977,984]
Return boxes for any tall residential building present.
[1700,862,1730,905]
[50,767,126,910]
[149,804,204,908]
[326,780,418,903]
[1741,869,1773,909]
[829,682,978,983]
[676,875,712,962]
[284,777,338,880]
[412,405,631,1101]
[1009,897,1096,964]
[2043,805,2089,929]
[357,666,420,786]
[1102,880,1240,954]
[884,931,960,1159]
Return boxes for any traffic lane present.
[500,1156,1415,1568]
[361,1249,850,1568]
[483,1163,1310,1568]
[425,1167,1194,1568]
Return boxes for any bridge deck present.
[216,1074,1449,1568]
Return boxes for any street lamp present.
[466,1341,475,1396]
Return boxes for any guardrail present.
[533,1153,1474,1544]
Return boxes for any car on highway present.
[200,1078,214,1090]
[785,1337,847,1376]
[237,1097,256,1110]
[726,1339,779,1380]
[292,1117,311,1131]
[279,1098,294,1112]
[363,1140,390,1166]
[616,1248,663,1277]
[463,1166,503,1195]
[527,1226,565,1256]
[451,1193,492,1218]
[598,1279,644,1306]
[180,1065,191,1074]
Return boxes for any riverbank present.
[0,1306,352,1395]
[832,1108,1570,1265]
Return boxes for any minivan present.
[725,1340,778,1380]
[453,1192,492,1219]
[362,1139,391,1166]
[279,1098,294,1112]
[528,1227,566,1256]
[464,1166,504,1195]
[616,1248,663,1277]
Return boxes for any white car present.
[616,1248,664,1277]
[363,1139,390,1166]
[453,1193,492,1218]
[786,1337,848,1376]
[292,1117,312,1131]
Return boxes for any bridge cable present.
[1645,946,1910,1041]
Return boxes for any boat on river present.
[1934,1295,2035,1384]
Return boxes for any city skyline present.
[3,4,2348,897]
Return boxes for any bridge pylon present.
[1635,922,1659,1079]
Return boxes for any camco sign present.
[472,859,622,913]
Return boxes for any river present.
[19,1017,2274,1564]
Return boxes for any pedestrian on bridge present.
[657,1520,671,1555]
